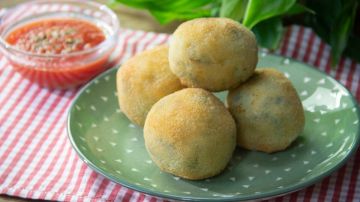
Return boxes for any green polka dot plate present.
[67,53,360,201]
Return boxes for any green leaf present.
[343,35,360,63]
[112,0,213,11]
[252,17,283,50]
[303,0,360,65]
[210,0,222,17]
[329,0,358,65]
[151,9,211,24]
[220,0,248,21]
[286,3,315,15]
[305,0,342,28]
[243,0,296,28]
[111,0,213,24]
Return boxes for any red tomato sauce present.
[6,19,105,54]
[5,18,112,89]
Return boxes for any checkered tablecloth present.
[0,18,359,202]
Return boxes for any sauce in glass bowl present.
[6,19,106,54]
[0,0,120,89]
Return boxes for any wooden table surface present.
[0,1,178,202]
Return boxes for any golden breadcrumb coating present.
[169,18,258,92]
[116,45,184,126]
[227,68,305,153]
[144,88,236,180]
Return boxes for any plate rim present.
[67,54,360,201]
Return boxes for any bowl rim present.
[0,0,120,58]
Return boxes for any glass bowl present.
[0,0,120,89]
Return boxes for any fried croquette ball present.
[227,68,305,153]
[116,45,184,126]
[144,88,236,180]
[169,18,258,92]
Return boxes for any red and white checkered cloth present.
[0,21,359,202]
